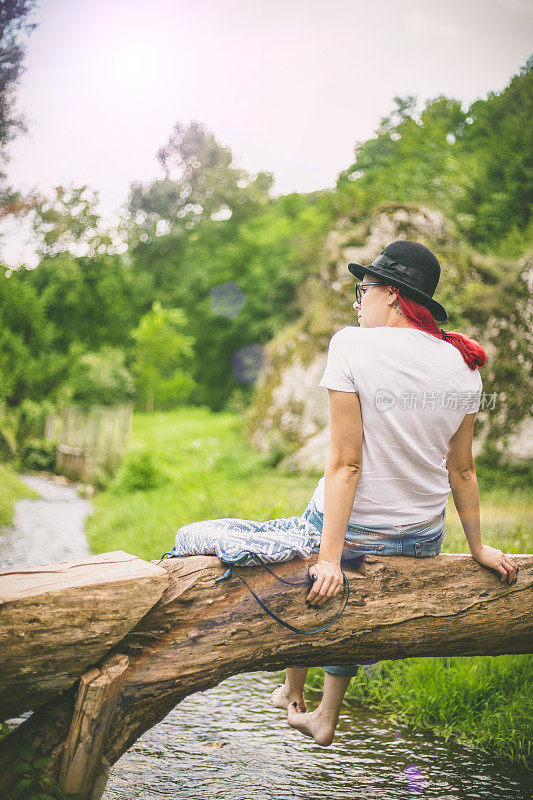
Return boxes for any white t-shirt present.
[311,326,483,526]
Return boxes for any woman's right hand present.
[471,544,519,584]
[306,560,344,606]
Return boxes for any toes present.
[287,704,298,723]
[291,699,307,713]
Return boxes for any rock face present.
[321,204,452,285]
[245,204,532,473]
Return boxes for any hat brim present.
[348,262,448,323]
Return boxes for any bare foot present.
[287,702,335,747]
[270,684,307,712]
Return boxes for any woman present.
[270,239,519,747]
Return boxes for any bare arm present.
[306,389,363,606]
[446,413,518,584]
[446,414,483,557]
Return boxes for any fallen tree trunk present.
[0,551,531,796]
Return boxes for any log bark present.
[0,551,531,796]
[0,551,169,719]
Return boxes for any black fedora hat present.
[348,240,448,322]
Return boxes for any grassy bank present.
[0,464,40,527]
[304,655,532,770]
[86,407,319,561]
[86,407,532,768]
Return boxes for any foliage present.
[336,56,533,253]
[0,0,37,195]
[455,58,533,248]
[3,738,77,800]
[66,345,136,407]
[0,416,15,460]
[31,184,111,258]
[12,398,53,450]
[476,450,533,492]
[1,398,57,471]
[129,191,334,410]
[16,436,56,471]
[130,300,196,412]
[22,250,145,354]
[0,268,66,407]
[109,446,168,493]
[127,119,274,243]
[0,59,530,422]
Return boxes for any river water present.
[1,475,531,799]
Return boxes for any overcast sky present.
[2,0,532,266]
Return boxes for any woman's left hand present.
[306,560,343,607]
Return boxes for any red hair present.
[390,286,487,370]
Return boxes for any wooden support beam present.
[58,654,129,800]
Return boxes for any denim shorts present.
[303,497,446,560]
[288,497,446,678]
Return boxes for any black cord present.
[214,551,350,635]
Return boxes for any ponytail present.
[393,290,487,370]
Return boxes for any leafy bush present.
[85,465,112,492]
[110,448,167,493]
[476,455,533,493]
[14,399,54,451]
[67,346,136,407]
[4,738,77,800]
[16,437,57,472]
[0,420,15,461]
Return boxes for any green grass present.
[86,407,319,561]
[0,463,40,527]
[86,407,533,768]
[303,654,533,770]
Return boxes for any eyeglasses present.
[354,282,381,304]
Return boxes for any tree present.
[0,550,530,799]
[455,55,533,247]
[127,120,273,242]
[31,184,113,258]
[0,0,37,198]
[23,249,146,353]
[336,57,533,253]
[131,301,196,412]
[0,268,66,407]
[128,191,333,411]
